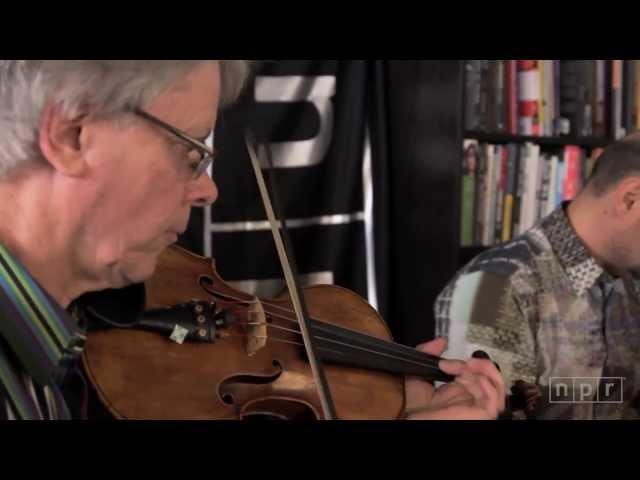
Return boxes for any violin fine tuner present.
[139,300,236,344]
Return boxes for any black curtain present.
[382,61,464,346]
[179,60,464,348]
[179,60,376,312]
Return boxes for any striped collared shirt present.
[0,243,86,420]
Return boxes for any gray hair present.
[0,60,251,176]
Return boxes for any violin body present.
[82,245,405,420]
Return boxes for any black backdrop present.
[178,60,463,348]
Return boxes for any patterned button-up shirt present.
[435,203,640,419]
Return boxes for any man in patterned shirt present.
[435,135,640,419]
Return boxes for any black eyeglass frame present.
[133,108,216,179]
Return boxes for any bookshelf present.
[455,60,638,269]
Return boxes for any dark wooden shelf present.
[464,130,612,149]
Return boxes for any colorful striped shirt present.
[0,243,86,420]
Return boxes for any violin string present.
[237,321,304,336]
[215,330,442,375]
[221,334,303,347]
[203,285,441,370]
[233,321,442,373]
[204,283,331,320]
[221,298,442,368]
[261,309,441,364]
[222,294,437,364]
[238,328,442,373]
[222,333,344,356]
[207,284,380,338]
[213,287,429,358]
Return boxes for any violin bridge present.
[245,299,268,356]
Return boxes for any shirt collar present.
[540,202,608,297]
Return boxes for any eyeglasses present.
[133,108,216,180]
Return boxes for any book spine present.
[501,144,517,242]
[474,144,487,243]
[464,61,483,130]
[460,140,478,246]
[563,146,581,200]
[513,144,526,236]
[594,60,606,137]
[494,145,507,243]
[483,144,496,246]
[496,61,505,132]
[505,60,518,134]
[612,59,623,139]
[546,155,559,215]
[518,60,541,136]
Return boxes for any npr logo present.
[549,377,624,404]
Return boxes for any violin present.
[82,244,452,420]
[80,244,534,420]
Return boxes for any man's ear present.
[614,177,640,215]
[38,102,88,176]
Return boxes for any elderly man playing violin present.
[0,60,504,420]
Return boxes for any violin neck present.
[308,320,455,384]
[308,321,527,418]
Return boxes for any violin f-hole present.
[217,360,285,409]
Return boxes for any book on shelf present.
[460,139,477,247]
[460,140,603,247]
